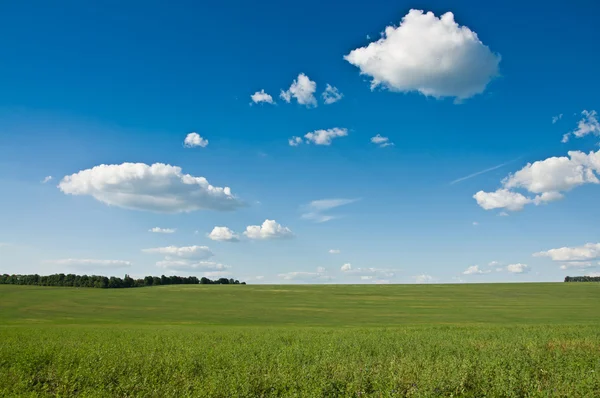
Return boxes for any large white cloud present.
[534,243,600,262]
[250,89,275,105]
[156,260,230,272]
[142,245,214,260]
[207,226,239,242]
[562,110,599,143]
[474,149,600,212]
[244,220,294,240]
[59,163,243,213]
[344,9,500,101]
[46,259,132,268]
[280,73,317,107]
[183,132,208,148]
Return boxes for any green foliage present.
[0,283,599,396]
[564,275,600,282]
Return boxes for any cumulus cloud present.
[142,245,214,260]
[244,220,293,240]
[329,249,341,254]
[552,114,563,124]
[507,263,529,273]
[42,176,53,184]
[156,260,230,272]
[534,243,600,262]
[183,132,209,148]
[208,226,239,242]
[414,274,435,284]
[474,149,600,212]
[280,73,317,107]
[370,134,394,148]
[301,198,359,223]
[250,89,275,105]
[288,136,303,147]
[59,163,243,213]
[322,84,343,104]
[305,128,348,146]
[344,9,500,101]
[562,110,599,143]
[341,263,352,271]
[462,265,490,275]
[559,261,596,270]
[46,259,132,268]
[149,227,176,234]
[340,263,396,278]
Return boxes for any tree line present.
[564,276,600,282]
[0,273,246,288]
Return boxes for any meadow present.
[1,283,599,396]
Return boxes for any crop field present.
[1,283,599,397]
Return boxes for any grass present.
[1,283,599,396]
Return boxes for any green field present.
[1,283,599,396]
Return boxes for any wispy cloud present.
[450,158,519,185]
[301,198,360,223]
[41,176,53,184]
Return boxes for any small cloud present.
[244,220,294,240]
[157,260,230,272]
[341,263,352,271]
[45,258,132,269]
[149,227,176,234]
[329,249,341,254]
[498,212,509,217]
[280,73,317,107]
[552,114,563,124]
[370,134,394,148]
[301,198,359,223]
[322,84,343,104]
[559,261,595,270]
[288,136,303,147]
[488,261,501,267]
[414,274,435,284]
[207,226,240,242]
[183,132,209,148]
[506,263,529,273]
[462,265,490,275]
[305,128,348,146]
[142,245,214,260]
[250,89,275,105]
[561,110,599,143]
[278,267,330,282]
[472,221,479,226]
[255,276,265,280]
[42,176,53,184]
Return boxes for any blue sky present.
[1,0,599,283]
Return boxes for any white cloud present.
[244,220,293,240]
[329,249,341,254]
[322,84,343,104]
[280,73,317,107]
[149,227,176,234]
[142,245,214,260]
[472,221,479,226]
[42,176,53,184]
[344,9,500,101]
[340,263,396,278]
[498,212,509,216]
[203,271,232,278]
[207,226,239,242]
[559,261,595,270]
[474,149,600,212]
[288,136,303,147]
[341,263,352,271]
[552,114,563,124]
[450,159,516,185]
[506,263,529,273]
[534,243,600,262]
[488,261,501,267]
[414,274,435,284]
[304,128,348,146]
[250,89,275,105]
[46,259,131,268]
[562,110,599,143]
[59,163,243,213]
[156,260,230,272]
[370,134,394,148]
[278,267,330,281]
[183,132,209,148]
[585,272,600,277]
[462,265,490,275]
[301,198,359,223]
